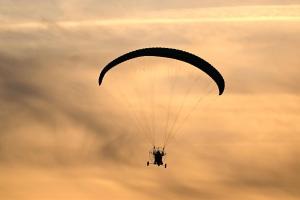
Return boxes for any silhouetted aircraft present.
[147,146,167,168]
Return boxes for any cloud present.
[1,1,299,23]
[0,3,300,200]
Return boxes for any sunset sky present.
[1,1,300,200]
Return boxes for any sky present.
[0,1,300,200]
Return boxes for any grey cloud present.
[0,6,300,199]
[189,143,300,198]
[0,48,130,167]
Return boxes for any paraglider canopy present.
[98,47,225,95]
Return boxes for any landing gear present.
[147,161,149,166]
[164,163,167,168]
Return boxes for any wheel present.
[147,161,149,166]
[164,163,167,168]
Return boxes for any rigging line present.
[166,93,219,148]
[150,67,155,145]
[118,88,154,145]
[143,66,153,145]
[162,67,170,144]
[132,66,155,144]
[153,69,161,146]
[113,75,154,145]
[141,66,157,145]
[164,71,200,142]
[150,66,156,145]
[164,73,201,146]
[142,68,158,146]
[162,65,178,143]
[133,84,154,144]
[163,67,175,140]
[165,84,216,146]
[104,84,153,146]
[169,81,213,138]
[164,71,206,145]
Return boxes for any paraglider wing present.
[98,47,225,95]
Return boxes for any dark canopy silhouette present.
[98,47,225,95]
